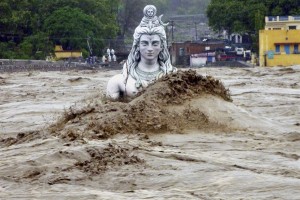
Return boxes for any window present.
[275,45,280,53]
[294,44,299,53]
[273,28,281,30]
[289,26,296,30]
[179,48,184,56]
[284,45,290,54]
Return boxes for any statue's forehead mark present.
[140,35,161,43]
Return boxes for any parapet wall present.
[0,59,108,73]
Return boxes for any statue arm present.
[106,74,124,99]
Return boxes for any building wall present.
[184,43,224,54]
[54,45,82,60]
[266,54,300,66]
[170,42,185,65]
[260,15,300,67]
[265,16,300,30]
[54,51,82,59]
[171,41,224,66]
[259,29,300,67]
[190,57,207,67]
[190,55,216,67]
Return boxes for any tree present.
[19,32,53,59]
[44,7,100,49]
[117,0,144,38]
[0,0,120,59]
[207,0,300,34]
[207,0,300,52]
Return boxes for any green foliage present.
[5,0,299,58]
[0,41,18,59]
[0,0,120,59]
[207,0,300,34]
[20,32,53,59]
[207,0,300,52]
[81,48,89,59]
[19,40,33,59]
[0,2,11,23]
[44,7,99,49]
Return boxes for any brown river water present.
[0,66,299,200]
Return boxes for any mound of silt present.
[48,70,232,141]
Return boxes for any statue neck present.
[138,59,160,72]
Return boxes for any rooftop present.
[266,16,300,22]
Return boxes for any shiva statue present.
[106,5,176,99]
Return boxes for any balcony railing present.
[294,16,300,20]
[267,16,300,22]
[279,16,289,21]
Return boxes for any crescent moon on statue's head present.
[158,15,169,26]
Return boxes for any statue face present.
[146,8,155,17]
[139,34,162,62]
[144,5,156,18]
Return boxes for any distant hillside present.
[164,0,211,42]
[165,0,211,16]
[118,0,212,51]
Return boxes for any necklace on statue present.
[135,67,162,81]
[134,67,164,89]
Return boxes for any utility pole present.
[194,22,198,41]
[86,36,92,56]
[170,20,174,42]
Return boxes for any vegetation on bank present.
[0,0,120,59]
[4,0,299,59]
[207,0,300,51]
[0,0,212,60]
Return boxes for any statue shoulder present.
[106,73,124,99]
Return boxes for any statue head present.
[144,5,156,18]
[124,5,174,80]
[106,5,177,99]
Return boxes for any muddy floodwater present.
[0,66,299,200]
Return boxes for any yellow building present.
[259,16,300,67]
[54,45,82,60]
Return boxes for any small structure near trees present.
[53,45,82,61]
